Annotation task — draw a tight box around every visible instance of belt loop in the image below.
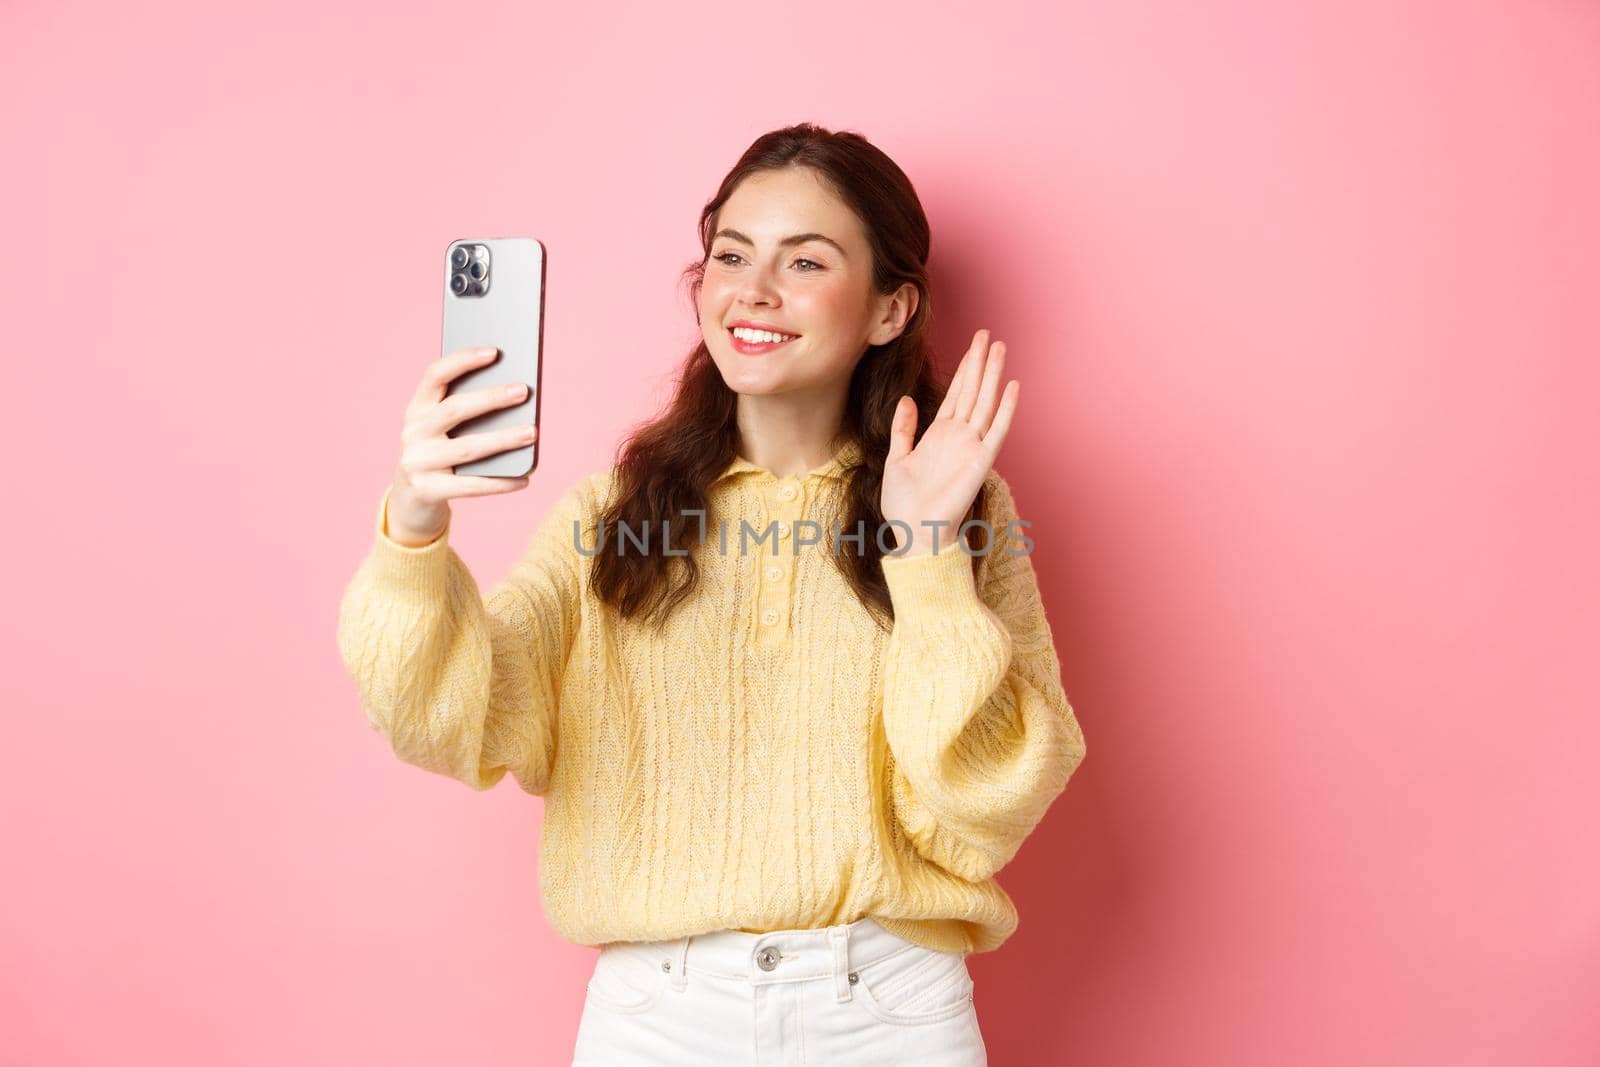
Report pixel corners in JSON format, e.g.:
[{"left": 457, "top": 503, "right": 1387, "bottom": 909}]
[
  {"left": 670, "top": 935, "right": 690, "bottom": 992},
  {"left": 827, "top": 924, "right": 853, "bottom": 1003}
]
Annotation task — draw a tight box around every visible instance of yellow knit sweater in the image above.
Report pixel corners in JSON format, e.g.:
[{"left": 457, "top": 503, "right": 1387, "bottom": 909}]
[{"left": 335, "top": 440, "right": 1085, "bottom": 954}]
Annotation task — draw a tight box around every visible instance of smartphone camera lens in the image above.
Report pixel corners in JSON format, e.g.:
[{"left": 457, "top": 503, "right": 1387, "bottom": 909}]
[{"left": 448, "top": 244, "right": 491, "bottom": 297}]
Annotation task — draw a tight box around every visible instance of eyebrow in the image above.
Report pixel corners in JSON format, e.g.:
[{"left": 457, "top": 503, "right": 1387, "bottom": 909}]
[{"left": 713, "top": 227, "right": 848, "bottom": 260}]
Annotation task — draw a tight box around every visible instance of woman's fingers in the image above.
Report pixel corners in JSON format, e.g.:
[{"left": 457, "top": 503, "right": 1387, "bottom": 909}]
[
  {"left": 413, "top": 345, "right": 499, "bottom": 407},
  {"left": 407, "top": 421, "right": 537, "bottom": 472},
  {"left": 403, "top": 471, "right": 531, "bottom": 502},
  {"left": 887, "top": 395, "right": 917, "bottom": 464},
  {"left": 969, "top": 341, "right": 1006, "bottom": 437},
  {"left": 415, "top": 378, "right": 529, "bottom": 440},
  {"left": 981, "top": 379, "right": 1020, "bottom": 456},
  {"left": 953, "top": 331, "right": 999, "bottom": 425},
  {"left": 429, "top": 473, "right": 531, "bottom": 497},
  {"left": 393, "top": 344, "right": 535, "bottom": 516},
  {"left": 937, "top": 329, "right": 990, "bottom": 422}
]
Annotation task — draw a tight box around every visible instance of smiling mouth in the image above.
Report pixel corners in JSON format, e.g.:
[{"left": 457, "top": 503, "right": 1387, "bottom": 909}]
[{"left": 728, "top": 327, "right": 800, "bottom": 354}]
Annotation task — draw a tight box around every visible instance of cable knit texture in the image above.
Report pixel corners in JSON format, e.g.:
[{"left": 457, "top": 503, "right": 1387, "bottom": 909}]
[{"left": 335, "top": 441, "right": 1085, "bottom": 954}]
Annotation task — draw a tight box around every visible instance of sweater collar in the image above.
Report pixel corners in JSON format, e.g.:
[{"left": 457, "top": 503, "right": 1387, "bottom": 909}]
[{"left": 712, "top": 439, "right": 864, "bottom": 485}]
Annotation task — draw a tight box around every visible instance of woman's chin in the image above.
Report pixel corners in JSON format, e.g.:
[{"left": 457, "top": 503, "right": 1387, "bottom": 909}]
[
  {"left": 713, "top": 354, "right": 782, "bottom": 388},
  {"left": 726, "top": 376, "right": 787, "bottom": 396}
]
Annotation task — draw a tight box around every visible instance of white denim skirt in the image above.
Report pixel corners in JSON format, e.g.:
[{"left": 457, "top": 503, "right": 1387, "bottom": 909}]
[{"left": 569, "top": 915, "right": 987, "bottom": 1065}]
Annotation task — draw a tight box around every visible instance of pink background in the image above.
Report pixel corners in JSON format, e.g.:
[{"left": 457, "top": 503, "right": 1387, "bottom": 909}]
[{"left": 4, "top": 0, "right": 1597, "bottom": 1063}]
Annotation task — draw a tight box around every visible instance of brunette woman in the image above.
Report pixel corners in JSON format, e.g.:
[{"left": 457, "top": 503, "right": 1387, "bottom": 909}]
[{"left": 337, "top": 122, "right": 1086, "bottom": 1065}]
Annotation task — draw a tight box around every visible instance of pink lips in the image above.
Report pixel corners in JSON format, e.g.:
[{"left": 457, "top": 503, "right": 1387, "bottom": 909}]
[{"left": 728, "top": 327, "right": 798, "bottom": 355}]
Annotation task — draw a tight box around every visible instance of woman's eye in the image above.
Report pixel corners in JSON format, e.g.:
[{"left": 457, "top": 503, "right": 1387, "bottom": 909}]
[{"left": 710, "top": 252, "right": 822, "bottom": 272}]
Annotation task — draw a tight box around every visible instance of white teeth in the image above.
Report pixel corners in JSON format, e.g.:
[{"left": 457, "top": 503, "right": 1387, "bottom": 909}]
[{"left": 732, "top": 326, "right": 795, "bottom": 344}]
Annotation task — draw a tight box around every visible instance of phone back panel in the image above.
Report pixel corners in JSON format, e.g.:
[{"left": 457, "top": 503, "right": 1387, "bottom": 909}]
[{"left": 441, "top": 236, "right": 545, "bottom": 477}]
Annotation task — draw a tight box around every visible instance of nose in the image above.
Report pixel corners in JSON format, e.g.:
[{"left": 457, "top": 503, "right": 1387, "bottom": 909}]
[{"left": 737, "top": 261, "right": 781, "bottom": 308}]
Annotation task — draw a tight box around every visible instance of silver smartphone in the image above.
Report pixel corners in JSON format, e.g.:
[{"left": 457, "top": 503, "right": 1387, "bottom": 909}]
[{"left": 441, "top": 236, "right": 546, "bottom": 477}]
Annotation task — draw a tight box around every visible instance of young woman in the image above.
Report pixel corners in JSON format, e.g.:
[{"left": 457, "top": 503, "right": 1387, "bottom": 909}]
[{"left": 337, "top": 123, "right": 1086, "bottom": 1065}]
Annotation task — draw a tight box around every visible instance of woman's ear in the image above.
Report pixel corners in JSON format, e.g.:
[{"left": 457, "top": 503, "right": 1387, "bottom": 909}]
[{"left": 866, "top": 283, "right": 919, "bottom": 346}]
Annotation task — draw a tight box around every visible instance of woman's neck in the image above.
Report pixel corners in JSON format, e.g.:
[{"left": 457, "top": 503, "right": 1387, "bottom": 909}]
[{"left": 734, "top": 391, "right": 849, "bottom": 479}]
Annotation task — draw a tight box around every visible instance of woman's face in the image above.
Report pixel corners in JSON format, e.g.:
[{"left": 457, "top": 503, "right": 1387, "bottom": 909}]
[{"left": 698, "top": 166, "right": 912, "bottom": 398}]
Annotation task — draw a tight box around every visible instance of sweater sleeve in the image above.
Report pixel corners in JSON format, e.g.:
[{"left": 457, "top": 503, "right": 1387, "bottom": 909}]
[
  {"left": 335, "top": 474, "right": 600, "bottom": 794},
  {"left": 878, "top": 472, "right": 1086, "bottom": 882}
]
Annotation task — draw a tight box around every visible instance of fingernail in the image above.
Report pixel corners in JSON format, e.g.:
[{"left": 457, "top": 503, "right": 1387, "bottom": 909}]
[{"left": 475, "top": 346, "right": 497, "bottom": 356}]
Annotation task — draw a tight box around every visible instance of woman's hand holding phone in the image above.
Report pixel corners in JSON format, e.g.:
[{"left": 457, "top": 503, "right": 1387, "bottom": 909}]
[{"left": 385, "top": 345, "right": 539, "bottom": 547}]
